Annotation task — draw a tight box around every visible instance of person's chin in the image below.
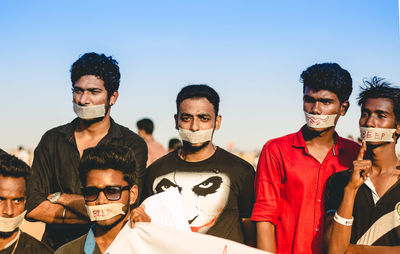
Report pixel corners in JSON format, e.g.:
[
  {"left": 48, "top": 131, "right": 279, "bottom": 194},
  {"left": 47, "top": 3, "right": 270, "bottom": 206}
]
[
  {"left": 95, "top": 215, "right": 125, "bottom": 229},
  {"left": 306, "top": 125, "right": 334, "bottom": 133},
  {"left": 183, "top": 141, "right": 210, "bottom": 152},
  {"left": 80, "top": 116, "right": 105, "bottom": 124},
  {"left": 365, "top": 141, "right": 390, "bottom": 148},
  {"left": 0, "top": 228, "right": 18, "bottom": 239}
]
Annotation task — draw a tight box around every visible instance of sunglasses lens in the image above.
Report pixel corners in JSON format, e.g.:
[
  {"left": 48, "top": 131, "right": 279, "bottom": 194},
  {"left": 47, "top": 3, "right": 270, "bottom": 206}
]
[
  {"left": 104, "top": 186, "right": 122, "bottom": 201},
  {"left": 83, "top": 187, "right": 99, "bottom": 202}
]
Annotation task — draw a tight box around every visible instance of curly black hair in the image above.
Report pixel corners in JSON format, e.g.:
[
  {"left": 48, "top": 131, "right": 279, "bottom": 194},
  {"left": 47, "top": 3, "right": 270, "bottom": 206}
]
[
  {"left": 0, "top": 153, "right": 32, "bottom": 181},
  {"left": 358, "top": 76, "right": 400, "bottom": 122},
  {"left": 79, "top": 144, "right": 137, "bottom": 187},
  {"left": 70, "top": 52, "right": 120, "bottom": 99},
  {"left": 300, "top": 63, "right": 352, "bottom": 103}
]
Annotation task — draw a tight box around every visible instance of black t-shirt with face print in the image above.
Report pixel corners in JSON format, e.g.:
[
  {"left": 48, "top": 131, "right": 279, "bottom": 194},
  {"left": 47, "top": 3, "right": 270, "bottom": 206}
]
[{"left": 143, "top": 147, "right": 255, "bottom": 243}]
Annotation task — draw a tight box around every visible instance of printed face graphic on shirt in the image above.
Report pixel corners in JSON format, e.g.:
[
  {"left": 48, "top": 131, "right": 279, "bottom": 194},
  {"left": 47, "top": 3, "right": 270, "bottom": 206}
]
[{"left": 153, "top": 171, "right": 230, "bottom": 233}]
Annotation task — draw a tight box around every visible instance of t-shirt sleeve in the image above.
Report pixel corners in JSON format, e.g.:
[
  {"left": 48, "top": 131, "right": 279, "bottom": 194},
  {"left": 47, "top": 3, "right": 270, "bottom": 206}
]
[
  {"left": 251, "top": 142, "right": 282, "bottom": 226},
  {"left": 26, "top": 133, "right": 53, "bottom": 215},
  {"left": 324, "top": 171, "right": 349, "bottom": 216},
  {"left": 237, "top": 163, "right": 255, "bottom": 218},
  {"left": 128, "top": 136, "right": 148, "bottom": 200}
]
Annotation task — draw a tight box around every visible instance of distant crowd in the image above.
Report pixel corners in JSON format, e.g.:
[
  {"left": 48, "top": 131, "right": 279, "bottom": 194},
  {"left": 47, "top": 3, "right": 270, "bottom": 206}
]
[{"left": 1, "top": 52, "right": 400, "bottom": 254}]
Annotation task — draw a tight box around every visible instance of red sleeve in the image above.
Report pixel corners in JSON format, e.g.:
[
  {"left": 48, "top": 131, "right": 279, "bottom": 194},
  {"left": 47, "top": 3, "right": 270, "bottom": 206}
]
[{"left": 251, "top": 142, "right": 282, "bottom": 226}]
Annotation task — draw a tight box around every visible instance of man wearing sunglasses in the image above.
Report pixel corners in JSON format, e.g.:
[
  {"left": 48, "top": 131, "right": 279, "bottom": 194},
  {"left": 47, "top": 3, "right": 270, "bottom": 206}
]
[
  {"left": 56, "top": 144, "right": 149, "bottom": 253},
  {"left": 26, "top": 52, "right": 148, "bottom": 250}
]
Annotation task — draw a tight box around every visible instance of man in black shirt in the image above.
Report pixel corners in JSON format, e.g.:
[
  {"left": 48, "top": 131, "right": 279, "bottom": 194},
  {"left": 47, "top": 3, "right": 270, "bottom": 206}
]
[
  {"left": 0, "top": 153, "right": 52, "bottom": 254},
  {"left": 325, "top": 77, "right": 400, "bottom": 253},
  {"left": 143, "top": 85, "right": 255, "bottom": 246},
  {"left": 26, "top": 52, "right": 147, "bottom": 249}
]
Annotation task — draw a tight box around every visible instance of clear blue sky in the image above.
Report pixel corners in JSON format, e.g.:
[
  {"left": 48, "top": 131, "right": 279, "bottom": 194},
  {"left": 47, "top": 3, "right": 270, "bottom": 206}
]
[{"left": 1, "top": 0, "right": 399, "bottom": 152}]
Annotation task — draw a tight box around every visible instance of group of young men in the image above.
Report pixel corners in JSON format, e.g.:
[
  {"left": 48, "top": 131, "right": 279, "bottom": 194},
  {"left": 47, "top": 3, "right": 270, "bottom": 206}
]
[{"left": 0, "top": 52, "right": 399, "bottom": 253}]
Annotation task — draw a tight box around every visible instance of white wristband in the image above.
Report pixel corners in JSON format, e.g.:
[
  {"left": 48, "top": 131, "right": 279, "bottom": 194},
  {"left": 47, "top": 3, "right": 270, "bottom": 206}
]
[{"left": 334, "top": 211, "right": 353, "bottom": 226}]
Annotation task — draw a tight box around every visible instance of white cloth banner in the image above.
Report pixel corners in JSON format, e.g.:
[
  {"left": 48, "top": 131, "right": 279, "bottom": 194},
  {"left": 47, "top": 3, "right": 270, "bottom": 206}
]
[
  {"left": 142, "top": 187, "right": 191, "bottom": 232},
  {"left": 105, "top": 222, "right": 271, "bottom": 254}
]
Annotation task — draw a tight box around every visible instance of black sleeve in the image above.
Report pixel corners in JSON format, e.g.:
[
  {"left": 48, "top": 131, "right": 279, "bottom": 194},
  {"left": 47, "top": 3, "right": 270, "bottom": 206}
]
[
  {"left": 324, "top": 170, "right": 350, "bottom": 216},
  {"left": 127, "top": 135, "right": 148, "bottom": 201},
  {"left": 238, "top": 163, "right": 256, "bottom": 218},
  {"left": 26, "top": 133, "right": 53, "bottom": 215}
]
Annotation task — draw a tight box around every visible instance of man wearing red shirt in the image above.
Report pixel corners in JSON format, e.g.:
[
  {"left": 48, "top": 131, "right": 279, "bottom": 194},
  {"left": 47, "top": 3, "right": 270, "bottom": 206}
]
[{"left": 251, "top": 63, "right": 360, "bottom": 254}]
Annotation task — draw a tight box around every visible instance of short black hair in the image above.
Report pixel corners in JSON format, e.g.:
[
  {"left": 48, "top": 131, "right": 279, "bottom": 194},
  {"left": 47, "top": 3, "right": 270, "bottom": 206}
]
[
  {"left": 0, "top": 153, "right": 32, "bottom": 182},
  {"left": 176, "top": 84, "right": 220, "bottom": 115},
  {"left": 136, "top": 118, "right": 154, "bottom": 134},
  {"left": 358, "top": 76, "right": 400, "bottom": 122},
  {"left": 79, "top": 144, "right": 137, "bottom": 187},
  {"left": 300, "top": 63, "right": 352, "bottom": 103},
  {"left": 70, "top": 52, "right": 120, "bottom": 99}
]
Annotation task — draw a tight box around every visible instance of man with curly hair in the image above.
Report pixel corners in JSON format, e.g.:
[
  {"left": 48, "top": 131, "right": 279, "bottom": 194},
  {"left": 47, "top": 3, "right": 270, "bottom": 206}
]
[
  {"left": 251, "top": 63, "right": 360, "bottom": 253},
  {"left": 26, "top": 52, "right": 148, "bottom": 249}
]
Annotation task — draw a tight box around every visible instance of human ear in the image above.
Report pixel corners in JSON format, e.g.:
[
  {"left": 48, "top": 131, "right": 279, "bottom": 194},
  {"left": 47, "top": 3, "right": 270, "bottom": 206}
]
[
  {"left": 340, "top": 101, "right": 350, "bottom": 116},
  {"left": 129, "top": 185, "right": 138, "bottom": 205}
]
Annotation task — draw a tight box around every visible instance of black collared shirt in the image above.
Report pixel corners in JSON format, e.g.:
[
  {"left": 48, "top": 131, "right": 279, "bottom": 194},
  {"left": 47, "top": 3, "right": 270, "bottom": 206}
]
[{"left": 26, "top": 118, "right": 147, "bottom": 250}]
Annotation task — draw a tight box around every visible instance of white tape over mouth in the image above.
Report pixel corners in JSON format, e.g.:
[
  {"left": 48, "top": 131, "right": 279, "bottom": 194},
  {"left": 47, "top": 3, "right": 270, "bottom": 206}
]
[
  {"left": 85, "top": 203, "right": 126, "bottom": 221},
  {"left": 178, "top": 128, "right": 213, "bottom": 144},
  {"left": 73, "top": 103, "right": 106, "bottom": 119},
  {"left": 0, "top": 210, "right": 26, "bottom": 232},
  {"left": 360, "top": 127, "right": 396, "bottom": 142},
  {"left": 304, "top": 112, "right": 337, "bottom": 128}
]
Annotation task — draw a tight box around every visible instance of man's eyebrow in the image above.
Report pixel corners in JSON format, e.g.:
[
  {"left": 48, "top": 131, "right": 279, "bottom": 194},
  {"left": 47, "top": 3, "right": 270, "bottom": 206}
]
[
  {"left": 374, "top": 109, "right": 391, "bottom": 114},
  {"left": 180, "top": 113, "right": 193, "bottom": 117}
]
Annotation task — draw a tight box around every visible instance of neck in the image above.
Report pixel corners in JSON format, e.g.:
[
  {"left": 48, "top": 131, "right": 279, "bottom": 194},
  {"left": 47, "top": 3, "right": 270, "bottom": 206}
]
[
  {"left": 367, "top": 142, "right": 398, "bottom": 173},
  {"left": 0, "top": 230, "right": 19, "bottom": 250},
  {"left": 141, "top": 134, "right": 154, "bottom": 143},
  {"left": 179, "top": 142, "right": 216, "bottom": 162},
  {"left": 302, "top": 126, "right": 336, "bottom": 146},
  {"left": 76, "top": 114, "right": 111, "bottom": 136},
  {"left": 94, "top": 216, "right": 127, "bottom": 252}
]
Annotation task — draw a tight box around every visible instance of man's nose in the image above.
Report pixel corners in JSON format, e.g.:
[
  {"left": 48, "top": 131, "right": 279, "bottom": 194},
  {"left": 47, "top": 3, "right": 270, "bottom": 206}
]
[
  {"left": 2, "top": 201, "right": 14, "bottom": 218},
  {"left": 95, "top": 191, "right": 109, "bottom": 205},
  {"left": 310, "top": 102, "right": 322, "bottom": 115},
  {"left": 78, "top": 91, "right": 90, "bottom": 105},
  {"left": 190, "top": 119, "right": 200, "bottom": 132},
  {"left": 365, "top": 116, "right": 376, "bottom": 128}
]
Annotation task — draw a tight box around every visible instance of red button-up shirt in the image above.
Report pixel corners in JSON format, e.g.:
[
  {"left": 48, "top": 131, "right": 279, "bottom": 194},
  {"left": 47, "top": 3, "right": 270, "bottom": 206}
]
[{"left": 251, "top": 127, "right": 360, "bottom": 254}]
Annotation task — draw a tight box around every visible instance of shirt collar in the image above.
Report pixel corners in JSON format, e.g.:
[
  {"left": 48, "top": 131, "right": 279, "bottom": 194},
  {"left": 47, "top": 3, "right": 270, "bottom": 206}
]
[
  {"left": 293, "top": 125, "right": 343, "bottom": 156},
  {"left": 84, "top": 224, "right": 96, "bottom": 254},
  {"left": 58, "top": 117, "right": 122, "bottom": 144}
]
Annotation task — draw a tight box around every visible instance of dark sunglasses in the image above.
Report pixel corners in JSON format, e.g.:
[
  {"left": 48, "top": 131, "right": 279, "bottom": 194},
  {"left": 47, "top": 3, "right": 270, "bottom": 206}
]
[{"left": 81, "top": 185, "right": 130, "bottom": 202}]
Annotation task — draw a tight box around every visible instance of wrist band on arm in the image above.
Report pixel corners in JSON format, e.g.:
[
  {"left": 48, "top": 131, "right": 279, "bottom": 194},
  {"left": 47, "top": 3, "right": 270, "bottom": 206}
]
[
  {"left": 62, "top": 208, "right": 66, "bottom": 223},
  {"left": 334, "top": 211, "right": 353, "bottom": 226}
]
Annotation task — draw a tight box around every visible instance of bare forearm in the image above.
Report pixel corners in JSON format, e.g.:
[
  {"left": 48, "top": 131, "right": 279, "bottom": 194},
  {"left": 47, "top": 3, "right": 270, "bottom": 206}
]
[
  {"left": 346, "top": 244, "right": 400, "bottom": 254},
  {"left": 27, "top": 201, "right": 89, "bottom": 224},
  {"left": 57, "top": 193, "right": 88, "bottom": 218},
  {"left": 256, "top": 221, "right": 276, "bottom": 252},
  {"left": 241, "top": 218, "right": 256, "bottom": 247},
  {"left": 327, "top": 186, "right": 358, "bottom": 254}
]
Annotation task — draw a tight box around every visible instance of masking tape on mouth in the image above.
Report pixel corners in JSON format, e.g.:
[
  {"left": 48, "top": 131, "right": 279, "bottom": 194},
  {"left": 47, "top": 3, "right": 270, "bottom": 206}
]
[
  {"left": 85, "top": 203, "right": 125, "bottom": 221},
  {"left": 73, "top": 103, "right": 106, "bottom": 119},
  {"left": 304, "top": 112, "right": 337, "bottom": 128},
  {"left": 178, "top": 128, "right": 213, "bottom": 144},
  {"left": 360, "top": 127, "right": 396, "bottom": 142},
  {"left": 0, "top": 210, "right": 26, "bottom": 232}
]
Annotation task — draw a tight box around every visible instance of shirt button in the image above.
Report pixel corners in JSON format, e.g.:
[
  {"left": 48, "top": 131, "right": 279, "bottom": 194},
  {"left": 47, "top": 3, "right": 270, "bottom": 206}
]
[
  {"left": 317, "top": 199, "right": 321, "bottom": 202},
  {"left": 315, "top": 228, "right": 319, "bottom": 231}
]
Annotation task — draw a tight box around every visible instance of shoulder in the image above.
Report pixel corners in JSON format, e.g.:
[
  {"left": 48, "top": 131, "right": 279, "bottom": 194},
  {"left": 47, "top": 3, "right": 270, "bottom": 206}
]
[
  {"left": 55, "top": 233, "right": 87, "bottom": 254},
  {"left": 261, "top": 132, "right": 297, "bottom": 152},
  {"left": 19, "top": 232, "right": 53, "bottom": 253},
  {"left": 114, "top": 123, "right": 147, "bottom": 147},
  {"left": 147, "top": 152, "right": 176, "bottom": 172},
  {"left": 337, "top": 136, "right": 361, "bottom": 151},
  {"left": 216, "top": 148, "right": 254, "bottom": 171}
]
